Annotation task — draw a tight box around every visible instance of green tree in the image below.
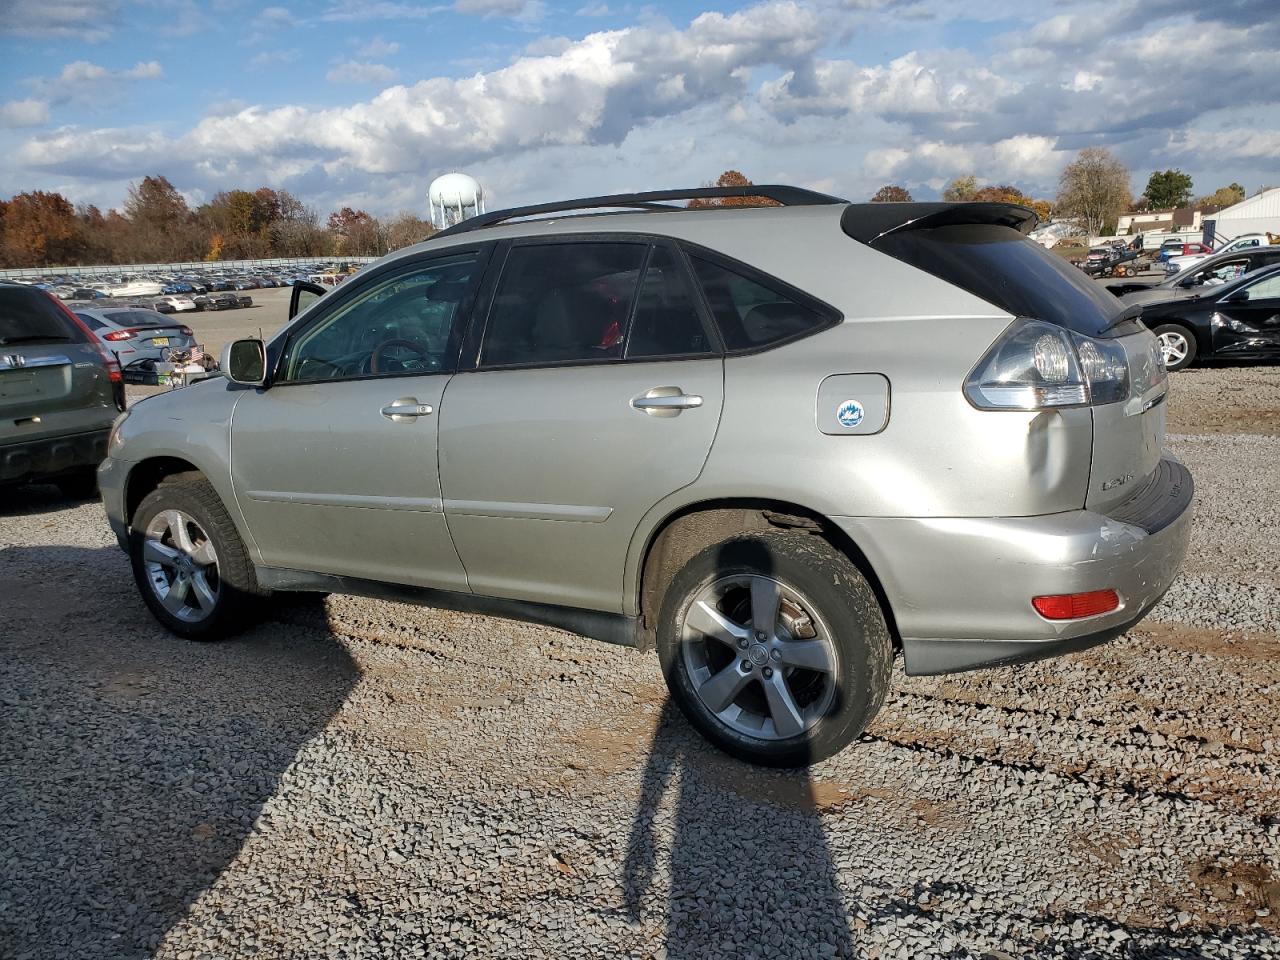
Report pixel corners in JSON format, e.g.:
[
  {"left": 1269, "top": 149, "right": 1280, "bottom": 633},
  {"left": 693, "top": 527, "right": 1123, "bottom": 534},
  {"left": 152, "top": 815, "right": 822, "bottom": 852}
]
[
  {"left": 1142, "top": 169, "right": 1193, "bottom": 209},
  {"left": 1055, "top": 148, "right": 1132, "bottom": 237},
  {"left": 870, "top": 185, "right": 912, "bottom": 202}
]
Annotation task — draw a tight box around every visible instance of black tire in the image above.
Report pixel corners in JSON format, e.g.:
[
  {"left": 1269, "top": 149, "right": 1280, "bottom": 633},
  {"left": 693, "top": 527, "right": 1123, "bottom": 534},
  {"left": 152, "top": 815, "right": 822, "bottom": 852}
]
[
  {"left": 656, "top": 531, "right": 892, "bottom": 767},
  {"left": 1152, "top": 323, "right": 1198, "bottom": 371},
  {"left": 129, "top": 473, "right": 267, "bottom": 640},
  {"left": 54, "top": 466, "right": 99, "bottom": 500}
]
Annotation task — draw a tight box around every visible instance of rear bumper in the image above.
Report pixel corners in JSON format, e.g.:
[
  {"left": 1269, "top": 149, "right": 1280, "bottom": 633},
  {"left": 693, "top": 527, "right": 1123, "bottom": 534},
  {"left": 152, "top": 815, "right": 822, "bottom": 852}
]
[
  {"left": 0, "top": 428, "right": 110, "bottom": 484},
  {"left": 833, "top": 456, "right": 1193, "bottom": 675}
]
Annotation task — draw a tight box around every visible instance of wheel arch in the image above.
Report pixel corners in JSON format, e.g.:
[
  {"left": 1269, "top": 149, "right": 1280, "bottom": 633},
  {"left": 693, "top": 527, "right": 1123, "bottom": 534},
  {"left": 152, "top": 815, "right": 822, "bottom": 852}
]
[
  {"left": 124, "top": 456, "right": 203, "bottom": 525},
  {"left": 630, "top": 497, "right": 901, "bottom": 653}
]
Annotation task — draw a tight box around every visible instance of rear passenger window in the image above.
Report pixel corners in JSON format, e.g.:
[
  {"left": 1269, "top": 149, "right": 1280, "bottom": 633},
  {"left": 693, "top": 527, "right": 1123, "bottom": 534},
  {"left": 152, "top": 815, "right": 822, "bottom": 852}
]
[
  {"left": 687, "top": 254, "right": 833, "bottom": 351},
  {"left": 626, "top": 246, "right": 714, "bottom": 359},
  {"left": 482, "top": 242, "right": 645, "bottom": 367}
]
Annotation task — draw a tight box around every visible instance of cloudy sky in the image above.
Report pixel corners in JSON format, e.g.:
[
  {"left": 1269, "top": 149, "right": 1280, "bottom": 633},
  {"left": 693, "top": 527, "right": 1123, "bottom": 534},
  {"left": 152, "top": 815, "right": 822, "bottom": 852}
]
[{"left": 0, "top": 0, "right": 1275, "bottom": 217}]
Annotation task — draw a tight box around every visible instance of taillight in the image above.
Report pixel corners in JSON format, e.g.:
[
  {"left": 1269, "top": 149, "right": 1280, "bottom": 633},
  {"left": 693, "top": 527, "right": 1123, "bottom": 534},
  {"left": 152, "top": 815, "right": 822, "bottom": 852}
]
[
  {"left": 103, "top": 329, "right": 136, "bottom": 341},
  {"left": 51, "top": 296, "right": 122, "bottom": 385},
  {"left": 179, "top": 325, "right": 193, "bottom": 336},
  {"left": 1032, "top": 590, "right": 1120, "bottom": 620},
  {"left": 964, "top": 319, "right": 1131, "bottom": 410}
]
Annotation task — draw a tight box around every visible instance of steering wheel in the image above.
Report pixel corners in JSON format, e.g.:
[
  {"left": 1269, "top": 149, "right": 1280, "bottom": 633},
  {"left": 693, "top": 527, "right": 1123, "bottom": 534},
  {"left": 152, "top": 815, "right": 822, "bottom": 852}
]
[{"left": 370, "top": 338, "right": 432, "bottom": 374}]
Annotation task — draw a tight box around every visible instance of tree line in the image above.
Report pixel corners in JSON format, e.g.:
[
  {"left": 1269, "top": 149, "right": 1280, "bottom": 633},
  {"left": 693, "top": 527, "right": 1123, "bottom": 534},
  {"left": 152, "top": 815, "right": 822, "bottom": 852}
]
[{"left": 0, "top": 175, "right": 436, "bottom": 268}]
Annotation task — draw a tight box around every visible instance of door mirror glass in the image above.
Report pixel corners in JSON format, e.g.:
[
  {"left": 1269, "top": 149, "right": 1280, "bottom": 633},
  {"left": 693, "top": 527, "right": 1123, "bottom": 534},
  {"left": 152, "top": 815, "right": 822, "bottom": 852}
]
[
  {"left": 289, "top": 281, "right": 327, "bottom": 321},
  {"left": 223, "top": 338, "right": 266, "bottom": 385}
]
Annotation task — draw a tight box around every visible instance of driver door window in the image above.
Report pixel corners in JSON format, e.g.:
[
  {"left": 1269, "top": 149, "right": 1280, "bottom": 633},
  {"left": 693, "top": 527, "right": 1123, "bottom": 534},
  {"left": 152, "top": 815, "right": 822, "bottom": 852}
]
[
  {"left": 1240, "top": 274, "right": 1280, "bottom": 302},
  {"left": 283, "top": 252, "right": 479, "bottom": 382}
]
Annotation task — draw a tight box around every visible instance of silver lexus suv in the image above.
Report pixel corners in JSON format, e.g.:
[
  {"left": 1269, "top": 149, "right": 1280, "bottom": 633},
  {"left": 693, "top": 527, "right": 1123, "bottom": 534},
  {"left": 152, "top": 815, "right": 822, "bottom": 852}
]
[{"left": 99, "top": 187, "right": 1192, "bottom": 766}]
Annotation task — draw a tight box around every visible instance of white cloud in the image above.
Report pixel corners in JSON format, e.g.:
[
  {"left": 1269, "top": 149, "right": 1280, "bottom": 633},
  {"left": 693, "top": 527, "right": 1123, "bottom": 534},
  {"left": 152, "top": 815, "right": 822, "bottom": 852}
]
[
  {"left": 0, "top": 0, "right": 118, "bottom": 40},
  {"left": 357, "top": 37, "right": 400, "bottom": 57},
  {"left": 0, "top": 99, "right": 51, "bottom": 128},
  {"left": 250, "top": 49, "right": 302, "bottom": 69},
  {"left": 454, "top": 0, "right": 544, "bottom": 19},
  {"left": 29, "top": 60, "right": 165, "bottom": 108},
  {"left": 8, "top": 0, "right": 1280, "bottom": 213},
  {"left": 576, "top": 1, "right": 610, "bottom": 14},
  {"left": 326, "top": 60, "right": 399, "bottom": 84},
  {"left": 259, "top": 5, "right": 293, "bottom": 23}
]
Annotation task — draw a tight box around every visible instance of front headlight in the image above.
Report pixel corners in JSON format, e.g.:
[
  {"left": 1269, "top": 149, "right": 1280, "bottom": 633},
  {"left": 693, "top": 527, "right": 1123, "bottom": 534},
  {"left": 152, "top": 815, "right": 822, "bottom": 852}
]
[{"left": 108, "top": 410, "right": 130, "bottom": 453}]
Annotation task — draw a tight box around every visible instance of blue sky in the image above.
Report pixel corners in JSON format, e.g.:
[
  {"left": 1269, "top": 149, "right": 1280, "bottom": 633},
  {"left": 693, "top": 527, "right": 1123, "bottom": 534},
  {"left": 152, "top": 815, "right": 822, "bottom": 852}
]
[{"left": 1, "top": 0, "right": 1276, "bottom": 218}]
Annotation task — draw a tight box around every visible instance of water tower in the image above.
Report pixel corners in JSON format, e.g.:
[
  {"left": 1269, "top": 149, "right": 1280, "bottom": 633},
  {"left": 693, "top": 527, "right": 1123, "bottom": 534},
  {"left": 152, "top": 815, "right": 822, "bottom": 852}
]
[{"left": 428, "top": 173, "right": 485, "bottom": 229}]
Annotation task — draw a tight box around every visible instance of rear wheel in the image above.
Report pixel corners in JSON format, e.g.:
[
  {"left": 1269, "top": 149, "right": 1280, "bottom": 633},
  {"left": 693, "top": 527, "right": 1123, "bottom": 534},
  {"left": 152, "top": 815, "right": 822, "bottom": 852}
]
[
  {"left": 657, "top": 532, "right": 892, "bottom": 767},
  {"left": 1153, "top": 323, "right": 1197, "bottom": 371},
  {"left": 129, "top": 475, "right": 266, "bottom": 640}
]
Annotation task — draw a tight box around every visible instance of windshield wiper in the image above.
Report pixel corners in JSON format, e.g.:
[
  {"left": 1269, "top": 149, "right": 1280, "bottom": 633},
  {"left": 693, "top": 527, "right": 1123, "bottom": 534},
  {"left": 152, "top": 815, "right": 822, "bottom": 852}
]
[{"left": 0, "top": 334, "right": 73, "bottom": 345}]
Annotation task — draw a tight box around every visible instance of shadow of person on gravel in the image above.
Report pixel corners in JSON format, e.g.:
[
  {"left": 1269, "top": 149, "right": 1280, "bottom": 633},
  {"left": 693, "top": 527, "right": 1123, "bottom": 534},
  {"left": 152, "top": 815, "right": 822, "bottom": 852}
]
[
  {"left": 0, "top": 544, "right": 358, "bottom": 960},
  {"left": 621, "top": 701, "right": 859, "bottom": 959},
  {"left": 622, "top": 537, "right": 859, "bottom": 959}
]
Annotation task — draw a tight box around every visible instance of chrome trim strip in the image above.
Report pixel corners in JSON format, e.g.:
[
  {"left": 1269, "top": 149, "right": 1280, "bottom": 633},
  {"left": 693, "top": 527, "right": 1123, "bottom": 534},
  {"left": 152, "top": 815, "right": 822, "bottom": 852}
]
[
  {"left": 245, "top": 490, "right": 442, "bottom": 512},
  {"left": 0, "top": 353, "right": 71, "bottom": 371},
  {"left": 443, "top": 499, "right": 612, "bottom": 523}
]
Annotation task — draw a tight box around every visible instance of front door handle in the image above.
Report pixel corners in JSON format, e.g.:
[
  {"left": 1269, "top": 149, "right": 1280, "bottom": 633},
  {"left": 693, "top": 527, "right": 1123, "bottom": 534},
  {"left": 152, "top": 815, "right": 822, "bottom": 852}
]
[
  {"left": 381, "top": 397, "right": 433, "bottom": 422},
  {"left": 632, "top": 386, "right": 703, "bottom": 417}
]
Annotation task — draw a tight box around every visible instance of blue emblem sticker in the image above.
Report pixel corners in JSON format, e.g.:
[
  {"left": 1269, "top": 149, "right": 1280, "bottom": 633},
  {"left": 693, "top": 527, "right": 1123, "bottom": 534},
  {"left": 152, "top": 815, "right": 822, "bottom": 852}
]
[{"left": 836, "top": 399, "right": 864, "bottom": 428}]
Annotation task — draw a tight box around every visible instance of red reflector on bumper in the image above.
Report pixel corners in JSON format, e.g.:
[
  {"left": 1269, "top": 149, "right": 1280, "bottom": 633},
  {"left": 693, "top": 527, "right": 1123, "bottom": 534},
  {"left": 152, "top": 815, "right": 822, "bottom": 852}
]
[{"left": 1032, "top": 590, "right": 1120, "bottom": 620}]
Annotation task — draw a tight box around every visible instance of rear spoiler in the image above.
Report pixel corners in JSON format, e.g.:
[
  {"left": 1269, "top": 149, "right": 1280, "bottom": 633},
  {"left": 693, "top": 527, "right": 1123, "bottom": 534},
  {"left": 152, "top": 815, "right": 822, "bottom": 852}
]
[{"left": 840, "top": 202, "right": 1039, "bottom": 246}]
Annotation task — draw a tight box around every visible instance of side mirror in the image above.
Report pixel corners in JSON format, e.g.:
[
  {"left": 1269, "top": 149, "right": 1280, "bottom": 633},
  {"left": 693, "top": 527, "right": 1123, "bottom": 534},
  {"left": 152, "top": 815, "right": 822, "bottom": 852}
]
[
  {"left": 1222, "top": 290, "right": 1250, "bottom": 304},
  {"left": 222, "top": 338, "right": 266, "bottom": 385}
]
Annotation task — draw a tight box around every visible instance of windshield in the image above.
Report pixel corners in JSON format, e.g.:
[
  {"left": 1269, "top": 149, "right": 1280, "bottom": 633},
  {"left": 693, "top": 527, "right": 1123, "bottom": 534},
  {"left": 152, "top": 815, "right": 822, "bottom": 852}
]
[
  {"left": 873, "top": 223, "right": 1126, "bottom": 336},
  {"left": 0, "top": 287, "right": 84, "bottom": 346}
]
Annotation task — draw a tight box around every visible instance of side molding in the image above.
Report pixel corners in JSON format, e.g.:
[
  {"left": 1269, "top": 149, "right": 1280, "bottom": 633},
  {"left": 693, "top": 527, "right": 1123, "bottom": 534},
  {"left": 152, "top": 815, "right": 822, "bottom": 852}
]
[{"left": 256, "top": 566, "right": 640, "bottom": 648}]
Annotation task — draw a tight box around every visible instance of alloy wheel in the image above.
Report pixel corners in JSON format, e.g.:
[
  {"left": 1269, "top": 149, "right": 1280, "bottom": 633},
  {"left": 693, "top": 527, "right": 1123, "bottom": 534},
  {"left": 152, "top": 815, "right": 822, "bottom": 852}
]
[
  {"left": 1158, "top": 330, "right": 1189, "bottom": 367},
  {"left": 679, "top": 574, "right": 838, "bottom": 740},
  {"left": 142, "top": 508, "right": 220, "bottom": 623}
]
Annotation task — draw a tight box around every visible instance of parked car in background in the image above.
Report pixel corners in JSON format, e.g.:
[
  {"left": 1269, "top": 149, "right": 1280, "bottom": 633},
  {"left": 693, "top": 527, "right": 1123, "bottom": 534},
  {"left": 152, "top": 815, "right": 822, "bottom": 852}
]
[
  {"left": 1109, "top": 246, "right": 1280, "bottom": 305},
  {"left": 100, "top": 188, "right": 1192, "bottom": 767},
  {"left": 1141, "top": 263, "right": 1280, "bottom": 370},
  {"left": 72, "top": 306, "right": 195, "bottom": 366},
  {"left": 154, "top": 295, "right": 198, "bottom": 313},
  {"left": 1166, "top": 233, "right": 1268, "bottom": 275},
  {"left": 193, "top": 292, "right": 252, "bottom": 310},
  {"left": 1, "top": 283, "right": 124, "bottom": 497}
]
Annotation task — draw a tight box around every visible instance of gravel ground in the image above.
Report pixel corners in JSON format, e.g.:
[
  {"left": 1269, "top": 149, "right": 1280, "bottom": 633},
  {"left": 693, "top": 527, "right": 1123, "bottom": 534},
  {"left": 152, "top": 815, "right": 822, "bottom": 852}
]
[{"left": 2, "top": 366, "right": 1278, "bottom": 960}]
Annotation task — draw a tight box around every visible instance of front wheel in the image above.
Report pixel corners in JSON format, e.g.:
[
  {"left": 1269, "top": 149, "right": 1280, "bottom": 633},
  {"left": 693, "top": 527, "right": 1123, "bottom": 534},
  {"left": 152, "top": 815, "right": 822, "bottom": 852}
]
[
  {"left": 657, "top": 532, "right": 892, "bottom": 767},
  {"left": 1152, "top": 323, "right": 1197, "bottom": 371},
  {"left": 129, "top": 474, "right": 266, "bottom": 640}
]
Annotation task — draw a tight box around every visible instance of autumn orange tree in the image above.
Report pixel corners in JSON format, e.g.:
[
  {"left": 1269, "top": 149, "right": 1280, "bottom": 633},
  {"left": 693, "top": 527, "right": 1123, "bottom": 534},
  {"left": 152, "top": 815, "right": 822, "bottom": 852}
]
[
  {"left": 0, "top": 191, "right": 86, "bottom": 266},
  {"left": 687, "top": 170, "right": 782, "bottom": 208}
]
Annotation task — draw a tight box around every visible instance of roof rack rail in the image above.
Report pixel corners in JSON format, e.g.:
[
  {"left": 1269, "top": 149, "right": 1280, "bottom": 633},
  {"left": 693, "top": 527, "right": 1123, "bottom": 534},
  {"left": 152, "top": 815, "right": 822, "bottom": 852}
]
[{"left": 428, "top": 184, "right": 847, "bottom": 239}]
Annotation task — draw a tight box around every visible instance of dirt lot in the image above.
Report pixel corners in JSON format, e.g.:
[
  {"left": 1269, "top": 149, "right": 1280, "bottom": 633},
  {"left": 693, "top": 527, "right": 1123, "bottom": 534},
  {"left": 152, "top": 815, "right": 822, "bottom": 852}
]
[{"left": 2, "top": 362, "right": 1278, "bottom": 958}]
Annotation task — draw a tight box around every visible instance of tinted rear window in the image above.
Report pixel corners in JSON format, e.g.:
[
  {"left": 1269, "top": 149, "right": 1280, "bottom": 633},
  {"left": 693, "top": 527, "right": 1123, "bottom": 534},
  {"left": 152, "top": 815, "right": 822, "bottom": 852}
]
[
  {"left": 106, "top": 310, "right": 174, "bottom": 328},
  {"left": 873, "top": 224, "right": 1125, "bottom": 336},
  {"left": 0, "top": 287, "right": 84, "bottom": 346},
  {"left": 687, "top": 254, "right": 836, "bottom": 351}
]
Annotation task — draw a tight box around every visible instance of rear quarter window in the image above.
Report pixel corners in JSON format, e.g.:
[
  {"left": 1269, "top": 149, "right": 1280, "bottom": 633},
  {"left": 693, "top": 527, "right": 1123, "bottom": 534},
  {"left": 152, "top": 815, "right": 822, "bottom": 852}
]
[
  {"left": 685, "top": 252, "right": 838, "bottom": 352},
  {"left": 872, "top": 224, "right": 1126, "bottom": 337},
  {"left": 0, "top": 287, "right": 85, "bottom": 346}
]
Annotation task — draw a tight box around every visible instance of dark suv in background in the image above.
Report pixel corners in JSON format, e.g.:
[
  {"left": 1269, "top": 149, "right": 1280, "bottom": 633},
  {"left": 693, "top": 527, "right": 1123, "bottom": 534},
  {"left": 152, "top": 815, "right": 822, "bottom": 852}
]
[{"left": 1, "top": 283, "right": 125, "bottom": 498}]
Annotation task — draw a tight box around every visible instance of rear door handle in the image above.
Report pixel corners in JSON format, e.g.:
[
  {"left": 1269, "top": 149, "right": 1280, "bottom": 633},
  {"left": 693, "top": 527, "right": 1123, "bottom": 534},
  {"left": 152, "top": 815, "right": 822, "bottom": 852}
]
[
  {"left": 632, "top": 386, "right": 703, "bottom": 417},
  {"left": 381, "top": 397, "right": 434, "bottom": 422}
]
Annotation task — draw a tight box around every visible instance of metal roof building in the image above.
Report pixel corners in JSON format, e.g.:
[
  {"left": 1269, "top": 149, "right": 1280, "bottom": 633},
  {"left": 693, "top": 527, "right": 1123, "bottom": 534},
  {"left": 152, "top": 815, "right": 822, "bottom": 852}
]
[{"left": 1211, "top": 187, "right": 1280, "bottom": 241}]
